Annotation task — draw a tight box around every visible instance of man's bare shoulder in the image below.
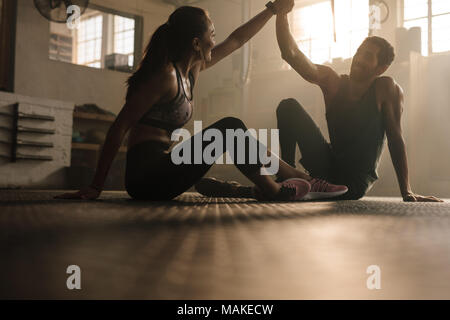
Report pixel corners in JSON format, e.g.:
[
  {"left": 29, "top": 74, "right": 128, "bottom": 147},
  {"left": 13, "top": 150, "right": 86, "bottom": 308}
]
[
  {"left": 375, "top": 76, "right": 403, "bottom": 96},
  {"left": 316, "top": 65, "right": 342, "bottom": 102},
  {"left": 317, "top": 64, "right": 341, "bottom": 81},
  {"left": 375, "top": 76, "right": 404, "bottom": 107}
]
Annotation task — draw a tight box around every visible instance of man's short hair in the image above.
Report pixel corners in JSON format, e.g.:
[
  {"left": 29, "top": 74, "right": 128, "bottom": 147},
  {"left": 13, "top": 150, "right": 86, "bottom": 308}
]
[{"left": 361, "top": 36, "right": 395, "bottom": 66}]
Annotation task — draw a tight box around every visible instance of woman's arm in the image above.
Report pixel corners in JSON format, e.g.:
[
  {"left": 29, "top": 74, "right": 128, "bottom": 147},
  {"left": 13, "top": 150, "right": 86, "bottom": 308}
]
[
  {"left": 55, "top": 72, "right": 174, "bottom": 200},
  {"left": 88, "top": 107, "right": 135, "bottom": 192},
  {"left": 201, "top": 0, "right": 294, "bottom": 71}
]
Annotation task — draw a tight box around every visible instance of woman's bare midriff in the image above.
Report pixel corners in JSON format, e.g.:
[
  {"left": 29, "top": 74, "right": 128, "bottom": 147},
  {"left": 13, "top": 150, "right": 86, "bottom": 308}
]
[{"left": 127, "top": 124, "right": 174, "bottom": 150}]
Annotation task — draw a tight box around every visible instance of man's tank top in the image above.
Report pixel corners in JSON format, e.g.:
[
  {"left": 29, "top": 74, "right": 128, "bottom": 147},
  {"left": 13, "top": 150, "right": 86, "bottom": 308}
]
[{"left": 326, "top": 75, "right": 386, "bottom": 184}]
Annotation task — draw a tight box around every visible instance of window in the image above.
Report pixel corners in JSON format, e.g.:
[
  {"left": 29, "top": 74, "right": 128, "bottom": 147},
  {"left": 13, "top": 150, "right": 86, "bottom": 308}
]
[
  {"left": 291, "top": 0, "right": 369, "bottom": 64},
  {"left": 77, "top": 14, "right": 103, "bottom": 68},
  {"left": 114, "top": 16, "right": 135, "bottom": 68},
  {"left": 403, "top": 0, "right": 450, "bottom": 55},
  {"left": 49, "top": 5, "right": 142, "bottom": 72}
]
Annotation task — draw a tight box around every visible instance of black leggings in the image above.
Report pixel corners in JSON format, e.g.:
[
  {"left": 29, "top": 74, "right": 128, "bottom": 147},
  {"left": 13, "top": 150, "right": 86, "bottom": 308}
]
[
  {"left": 125, "top": 117, "right": 265, "bottom": 200},
  {"left": 276, "top": 98, "right": 370, "bottom": 200}
]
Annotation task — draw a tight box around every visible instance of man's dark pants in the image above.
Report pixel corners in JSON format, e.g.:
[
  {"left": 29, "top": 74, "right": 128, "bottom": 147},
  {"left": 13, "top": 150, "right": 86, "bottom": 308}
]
[{"left": 276, "top": 98, "right": 370, "bottom": 200}]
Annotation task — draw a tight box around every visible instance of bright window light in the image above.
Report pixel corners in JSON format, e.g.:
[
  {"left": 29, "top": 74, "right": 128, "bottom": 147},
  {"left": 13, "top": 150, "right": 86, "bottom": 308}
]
[
  {"left": 114, "top": 16, "right": 135, "bottom": 67},
  {"left": 432, "top": 14, "right": 450, "bottom": 53},
  {"left": 403, "top": 0, "right": 450, "bottom": 55},
  {"left": 292, "top": 0, "right": 369, "bottom": 64},
  {"left": 77, "top": 14, "right": 103, "bottom": 67},
  {"left": 49, "top": 7, "right": 138, "bottom": 71}
]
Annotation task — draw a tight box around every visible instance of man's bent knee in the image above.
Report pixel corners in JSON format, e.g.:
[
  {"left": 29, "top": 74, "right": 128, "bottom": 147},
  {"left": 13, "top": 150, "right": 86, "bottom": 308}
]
[{"left": 276, "top": 98, "right": 303, "bottom": 118}]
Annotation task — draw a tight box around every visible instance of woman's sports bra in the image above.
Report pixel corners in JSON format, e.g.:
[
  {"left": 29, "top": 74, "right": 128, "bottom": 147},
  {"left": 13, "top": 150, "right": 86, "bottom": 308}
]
[{"left": 138, "top": 62, "right": 194, "bottom": 132}]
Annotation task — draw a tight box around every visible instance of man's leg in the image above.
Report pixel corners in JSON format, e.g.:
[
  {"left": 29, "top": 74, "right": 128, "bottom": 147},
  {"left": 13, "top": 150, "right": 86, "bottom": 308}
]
[
  {"left": 329, "top": 170, "right": 373, "bottom": 200},
  {"left": 276, "top": 98, "right": 332, "bottom": 180}
]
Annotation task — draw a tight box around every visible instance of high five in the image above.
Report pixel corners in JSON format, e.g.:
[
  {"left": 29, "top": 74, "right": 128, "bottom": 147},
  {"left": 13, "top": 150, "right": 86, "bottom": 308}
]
[{"left": 56, "top": 0, "right": 348, "bottom": 202}]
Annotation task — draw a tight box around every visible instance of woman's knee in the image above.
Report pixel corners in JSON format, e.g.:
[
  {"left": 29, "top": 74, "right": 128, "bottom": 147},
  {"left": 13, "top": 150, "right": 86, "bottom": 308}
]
[
  {"left": 276, "top": 98, "right": 303, "bottom": 118},
  {"left": 215, "top": 116, "right": 246, "bottom": 131}
]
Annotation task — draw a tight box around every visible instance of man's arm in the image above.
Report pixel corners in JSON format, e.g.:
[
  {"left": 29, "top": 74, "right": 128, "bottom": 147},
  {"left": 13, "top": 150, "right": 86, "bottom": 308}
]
[
  {"left": 380, "top": 77, "right": 443, "bottom": 202},
  {"left": 276, "top": 13, "right": 339, "bottom": 94}
]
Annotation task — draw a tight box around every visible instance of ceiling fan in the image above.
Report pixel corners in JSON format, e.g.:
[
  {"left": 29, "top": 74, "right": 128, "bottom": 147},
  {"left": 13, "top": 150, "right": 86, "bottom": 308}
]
[{"left": 33, "top": 0, "right": 89, "bottom": 23}]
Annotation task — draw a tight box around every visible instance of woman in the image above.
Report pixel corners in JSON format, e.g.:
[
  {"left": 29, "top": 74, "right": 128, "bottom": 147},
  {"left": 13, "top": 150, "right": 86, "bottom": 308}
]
[{"left": 56, "top": 1, "right": 348, "bottom": 201}]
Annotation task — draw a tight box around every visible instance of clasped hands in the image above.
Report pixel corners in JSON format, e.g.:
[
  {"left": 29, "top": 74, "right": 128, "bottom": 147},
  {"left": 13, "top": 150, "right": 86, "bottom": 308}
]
[{"left": 271, "top": 0, "right": 295, "bottom": 15}]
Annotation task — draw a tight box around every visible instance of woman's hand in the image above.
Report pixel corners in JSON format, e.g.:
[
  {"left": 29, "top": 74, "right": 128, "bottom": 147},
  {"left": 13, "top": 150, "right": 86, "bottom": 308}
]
[
  {"left": 54, "top": 186, "right": 102, "bottom": 200},
  {"left": 273, "top": 0, "right": 295, "bottom": 15}
]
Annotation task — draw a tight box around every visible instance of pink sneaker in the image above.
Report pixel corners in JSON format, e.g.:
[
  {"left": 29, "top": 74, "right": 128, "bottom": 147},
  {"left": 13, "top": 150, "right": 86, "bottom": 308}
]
[
  {"left": 278, "top": 178, "right": 311, "bottom": 201},
  {"left": 302, "top": 178, "right": 348, "bottom": 200},
  {"left": 253, "top": 178, "right": 311, "bottom": 201}
]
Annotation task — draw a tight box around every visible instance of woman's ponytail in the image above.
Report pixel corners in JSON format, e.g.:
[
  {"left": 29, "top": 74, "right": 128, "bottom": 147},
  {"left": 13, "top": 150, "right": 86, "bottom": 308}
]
[
  {"left": 126, "top": 6, "right": 209, "bottom": 100},
  {"left": 126, "top": 22, "right": 170, "bottom": 99},
  {"left": 143, "top": 23, "right": 171, "bottom": 70}
]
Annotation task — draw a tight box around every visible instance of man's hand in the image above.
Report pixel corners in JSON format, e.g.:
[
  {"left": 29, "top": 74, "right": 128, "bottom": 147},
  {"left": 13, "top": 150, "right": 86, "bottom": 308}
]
[
  {"left": 403, "top": 192, "right": 444, "bottom": 202},
  {"left": 273, "top": 0, "right": 295, "bottom": 15},
  {"left": 54, "top": 186, "right": 101, "bottom": 200}
]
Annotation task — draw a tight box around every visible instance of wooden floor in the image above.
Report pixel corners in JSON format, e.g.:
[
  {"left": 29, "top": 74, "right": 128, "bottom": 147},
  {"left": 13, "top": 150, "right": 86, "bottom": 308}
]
[{"left": 1, "top": 190, "right": 450, "bottom": 299}]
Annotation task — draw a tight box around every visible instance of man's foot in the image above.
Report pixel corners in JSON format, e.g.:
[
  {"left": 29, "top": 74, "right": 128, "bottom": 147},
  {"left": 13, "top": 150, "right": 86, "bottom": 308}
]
[
  {"left": 302, "top": 178, "right": 348, "bottom": 200},
  {"left": 195, "top": 177, "right": 254, "bottom": 198}
]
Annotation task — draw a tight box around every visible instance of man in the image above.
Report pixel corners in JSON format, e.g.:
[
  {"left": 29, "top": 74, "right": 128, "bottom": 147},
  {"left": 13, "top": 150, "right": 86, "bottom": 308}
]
[{"left": 196, "top": 8, "right": 442, "bottom": 202}]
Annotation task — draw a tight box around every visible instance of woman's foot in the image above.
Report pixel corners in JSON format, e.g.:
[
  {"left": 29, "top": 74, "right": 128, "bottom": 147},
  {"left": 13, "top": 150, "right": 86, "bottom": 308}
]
[
  {"left": 301, "top": 178, "right": 348, "bottom": 200},
  {"left": 196, "top": 176, "right": 348, "bottom": 201},
  {"left": 262, "top": 177, "right": 348, "bottom": 201},
  {"left": 255, "top": 178, "right": 311, "bottom": 201}
]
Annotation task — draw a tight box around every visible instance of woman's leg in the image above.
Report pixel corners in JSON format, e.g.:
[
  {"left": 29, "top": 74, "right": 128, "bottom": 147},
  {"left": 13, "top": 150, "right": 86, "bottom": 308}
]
[
  {"left": 196, "top": 117, "right": 328, "bottom": 196},
  {"left": 127, "top": 115, "right": 343, "bottom": 201},
  {"left": 161, "top": 116, "right": 283, "bottom": 199},
  {"left": 264, "top": 148, "right": 312, "bottom": 182}
]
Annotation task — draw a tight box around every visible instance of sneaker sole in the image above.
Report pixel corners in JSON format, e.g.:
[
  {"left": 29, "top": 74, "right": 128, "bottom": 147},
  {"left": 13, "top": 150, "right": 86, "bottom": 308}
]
[{"left": 300, "top": 189, "right": 348, "bottom": 201}]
